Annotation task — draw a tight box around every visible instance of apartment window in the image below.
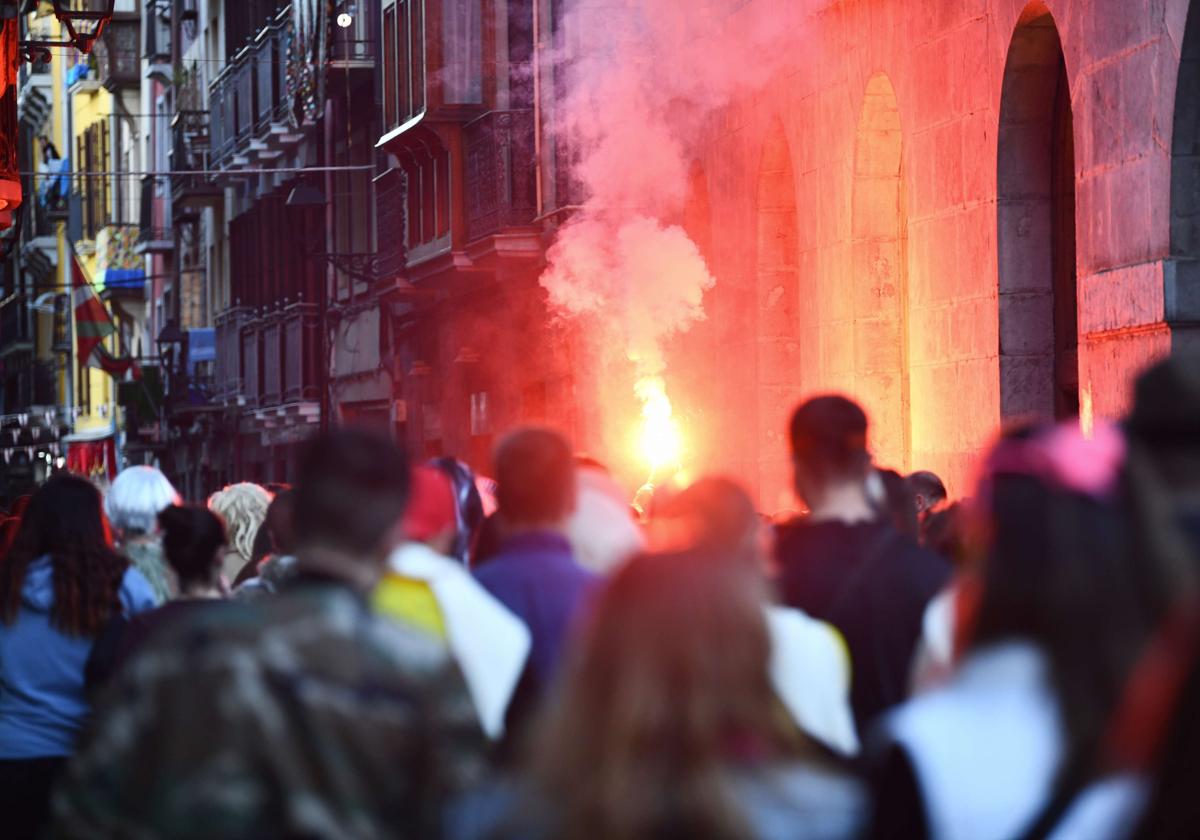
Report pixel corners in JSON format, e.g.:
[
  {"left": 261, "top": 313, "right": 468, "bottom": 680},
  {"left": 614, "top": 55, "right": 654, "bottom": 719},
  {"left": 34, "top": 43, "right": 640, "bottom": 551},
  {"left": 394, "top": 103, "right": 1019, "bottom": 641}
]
[
  {"left": 380, "top": 0, "right": 425, "bottom": 132},
  {"left": 76, "top": 120, "right": 111, "bottom": 240},
  {"left": 442, "top": 0, "right": 482, "bottom": 104}
]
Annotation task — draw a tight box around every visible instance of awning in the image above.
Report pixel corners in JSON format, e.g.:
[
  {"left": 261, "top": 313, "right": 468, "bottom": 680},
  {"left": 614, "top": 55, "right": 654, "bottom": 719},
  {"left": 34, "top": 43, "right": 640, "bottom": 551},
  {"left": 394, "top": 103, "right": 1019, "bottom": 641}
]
[
  {"left": 187, "top": 328, "right": 216, "bottom": 374},
  {"left": 99, "top": 268, "right": 146, "bottom": 290},
  {"left": 65, "top": 435, "right": 117, "bottom": 483}
]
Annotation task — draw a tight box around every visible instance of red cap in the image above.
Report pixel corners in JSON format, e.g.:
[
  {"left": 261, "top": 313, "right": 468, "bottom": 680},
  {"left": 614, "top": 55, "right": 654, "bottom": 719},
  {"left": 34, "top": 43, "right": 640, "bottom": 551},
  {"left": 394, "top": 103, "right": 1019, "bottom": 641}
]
[{"left": 403, "top": 466, "right": 457, "bottom": 542}]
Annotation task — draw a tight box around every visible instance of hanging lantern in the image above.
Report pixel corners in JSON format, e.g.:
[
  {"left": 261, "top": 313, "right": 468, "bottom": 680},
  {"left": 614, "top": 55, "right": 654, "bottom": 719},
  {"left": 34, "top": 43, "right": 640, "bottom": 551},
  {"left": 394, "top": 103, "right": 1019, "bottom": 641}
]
[
  {"left": 53, "top": 0, "right": 116, "bottom": 54},
  {"left": 20, "top": 0, "right": 117, "bottom": 59}
]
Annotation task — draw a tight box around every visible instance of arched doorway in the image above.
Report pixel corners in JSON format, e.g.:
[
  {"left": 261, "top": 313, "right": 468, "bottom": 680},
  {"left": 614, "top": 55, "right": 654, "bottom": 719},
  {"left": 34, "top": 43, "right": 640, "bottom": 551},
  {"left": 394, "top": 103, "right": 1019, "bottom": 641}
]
[
  {"left": 851, "top": 73, "right": 909, "bottom": 470},
  {"left": 1169, "top": 0, "right": 1200, "bottom": 348},
  {"left": 997, "top": 5, "right": 1079, "bottom": 421},
  {"left": 756, "top": 121, "right": 800, "bottom": 511}
]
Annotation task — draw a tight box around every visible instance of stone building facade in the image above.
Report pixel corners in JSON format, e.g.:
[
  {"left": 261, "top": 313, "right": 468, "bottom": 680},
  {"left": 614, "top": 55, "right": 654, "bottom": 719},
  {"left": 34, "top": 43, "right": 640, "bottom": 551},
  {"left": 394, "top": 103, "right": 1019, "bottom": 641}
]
[
  {"left": 671, "top": 0, "right": 1199, "bottom": 508},
  {"left": 385, "top": 0, "right": 1198, "bottom": 510}
]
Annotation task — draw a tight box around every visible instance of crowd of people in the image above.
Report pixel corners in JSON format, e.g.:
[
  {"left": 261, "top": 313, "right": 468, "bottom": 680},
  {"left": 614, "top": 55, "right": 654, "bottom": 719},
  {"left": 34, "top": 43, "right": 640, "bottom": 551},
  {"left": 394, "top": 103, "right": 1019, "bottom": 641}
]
[{"left": 0, "top": 354, "right": 1198, "bottom": 839}]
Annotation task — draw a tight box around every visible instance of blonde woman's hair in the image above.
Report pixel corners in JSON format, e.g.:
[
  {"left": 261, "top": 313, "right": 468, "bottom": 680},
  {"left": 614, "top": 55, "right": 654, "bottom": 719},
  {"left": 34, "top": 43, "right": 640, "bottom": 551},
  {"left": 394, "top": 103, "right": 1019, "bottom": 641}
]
[{"left": 208, "top": 483, "right": 271, "bottom": 565}]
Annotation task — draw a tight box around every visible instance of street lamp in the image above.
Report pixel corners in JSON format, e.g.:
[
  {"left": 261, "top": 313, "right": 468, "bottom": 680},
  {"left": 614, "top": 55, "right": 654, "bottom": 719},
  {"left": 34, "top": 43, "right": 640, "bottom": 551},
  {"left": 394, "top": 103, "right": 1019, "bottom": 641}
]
[{"left": 20, "top": 0, "right": 117, "bottom": 60}]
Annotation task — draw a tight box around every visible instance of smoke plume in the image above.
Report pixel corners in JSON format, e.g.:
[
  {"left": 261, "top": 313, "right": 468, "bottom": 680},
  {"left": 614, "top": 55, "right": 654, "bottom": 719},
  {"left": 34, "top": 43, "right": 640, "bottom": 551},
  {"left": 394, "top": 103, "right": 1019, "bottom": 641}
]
[{"left": 539, "top": 0, "right": 804, "bottom": 475}]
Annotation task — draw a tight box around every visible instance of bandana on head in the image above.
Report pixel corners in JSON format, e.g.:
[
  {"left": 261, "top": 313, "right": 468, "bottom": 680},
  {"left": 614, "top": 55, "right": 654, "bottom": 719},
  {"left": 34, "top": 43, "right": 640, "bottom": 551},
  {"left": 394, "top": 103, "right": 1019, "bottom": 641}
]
[{"left": 980, "top": 421, "right": 1126, "bottom": 502}]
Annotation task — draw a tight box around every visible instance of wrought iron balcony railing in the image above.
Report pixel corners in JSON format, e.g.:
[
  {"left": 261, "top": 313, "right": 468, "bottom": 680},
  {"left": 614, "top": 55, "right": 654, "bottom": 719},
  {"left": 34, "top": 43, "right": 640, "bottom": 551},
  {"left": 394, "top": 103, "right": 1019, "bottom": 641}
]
[{"left": 463, "top": 109, "right": 537, "bottom": 242}]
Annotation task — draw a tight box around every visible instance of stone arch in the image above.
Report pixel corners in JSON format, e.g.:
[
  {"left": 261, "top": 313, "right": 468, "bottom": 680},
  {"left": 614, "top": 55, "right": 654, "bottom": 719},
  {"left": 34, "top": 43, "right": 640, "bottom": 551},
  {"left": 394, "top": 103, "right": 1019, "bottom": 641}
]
[
  {"left": 755, "top": 120, "right": 800, "bottom": 511},
  {"left": 997, "top": 5, "right": 1079, "bottom": 421},
  {"left": 851, "top": 73, "right": 909, "bottom": 470},
  {"left": 1169, "top": 0, "right": 1200, "bottom": 348}
]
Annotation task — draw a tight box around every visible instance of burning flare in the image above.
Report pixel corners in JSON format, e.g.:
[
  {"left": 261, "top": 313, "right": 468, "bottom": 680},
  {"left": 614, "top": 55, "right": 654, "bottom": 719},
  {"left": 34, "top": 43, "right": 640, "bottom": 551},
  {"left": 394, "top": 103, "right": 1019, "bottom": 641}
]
[{"left": 635, "top": 376, "right": 683, "bottom": 477}]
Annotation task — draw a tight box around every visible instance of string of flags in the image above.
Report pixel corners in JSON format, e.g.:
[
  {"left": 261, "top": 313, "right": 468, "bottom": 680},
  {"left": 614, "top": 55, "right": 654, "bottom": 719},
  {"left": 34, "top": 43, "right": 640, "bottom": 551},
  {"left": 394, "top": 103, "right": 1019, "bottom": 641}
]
[
  {"left": 0, "top": 404, "right": 110, "bottom": 468},
  {"left": 1, "top": 443, "right": 62, "bottom": 465},
  {"left": 0, "top": 404, "right": 112, "bottom": 426},
  {"left": 1, "top": 407, "right": 64, "bottom": 466}
]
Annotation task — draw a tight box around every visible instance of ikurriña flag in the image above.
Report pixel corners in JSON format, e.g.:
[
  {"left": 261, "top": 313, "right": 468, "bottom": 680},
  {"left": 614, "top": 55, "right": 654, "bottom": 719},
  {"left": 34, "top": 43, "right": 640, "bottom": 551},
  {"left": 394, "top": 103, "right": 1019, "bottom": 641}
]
[{"left": 71, "top": 249, "right": 143, "bottom": 382}]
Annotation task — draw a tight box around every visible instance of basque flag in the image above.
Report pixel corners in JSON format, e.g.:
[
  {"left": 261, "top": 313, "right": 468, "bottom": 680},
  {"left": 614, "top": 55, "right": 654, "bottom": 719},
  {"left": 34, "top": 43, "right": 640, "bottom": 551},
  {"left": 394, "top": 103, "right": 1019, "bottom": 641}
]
[{"left": 72, "top": 251, "right": 142, "bottom": 382}]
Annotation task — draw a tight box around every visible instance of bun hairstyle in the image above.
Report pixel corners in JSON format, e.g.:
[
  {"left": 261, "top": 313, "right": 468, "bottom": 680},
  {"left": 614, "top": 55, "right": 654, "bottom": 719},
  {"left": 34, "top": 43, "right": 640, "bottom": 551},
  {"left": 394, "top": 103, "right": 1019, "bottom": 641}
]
[
  {"left": 158, "top": 505, "right": 227, "bottom": 590},
  {"left": 789, "top": 395, "right": 871, "bottom": 479}
]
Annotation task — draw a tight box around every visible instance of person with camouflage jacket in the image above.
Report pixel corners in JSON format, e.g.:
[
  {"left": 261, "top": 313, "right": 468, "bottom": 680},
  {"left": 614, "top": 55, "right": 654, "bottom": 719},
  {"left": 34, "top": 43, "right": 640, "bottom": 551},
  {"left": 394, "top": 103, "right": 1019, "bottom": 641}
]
[{"left": 49, "top": 430, "right": 488, "bottom": 840}]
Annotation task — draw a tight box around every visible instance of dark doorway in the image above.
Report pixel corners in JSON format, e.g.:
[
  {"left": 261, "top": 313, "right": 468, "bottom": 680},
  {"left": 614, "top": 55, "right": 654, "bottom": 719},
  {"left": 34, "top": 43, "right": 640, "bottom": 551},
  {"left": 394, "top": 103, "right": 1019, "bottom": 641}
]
[{"left": 997, "top": 5, "right": 1079, "bottom": 421}]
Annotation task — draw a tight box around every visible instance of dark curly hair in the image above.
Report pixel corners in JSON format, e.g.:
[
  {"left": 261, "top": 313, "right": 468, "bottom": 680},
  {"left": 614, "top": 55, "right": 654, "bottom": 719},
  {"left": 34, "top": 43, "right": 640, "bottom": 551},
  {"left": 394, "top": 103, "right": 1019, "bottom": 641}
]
[{"left": 0, "top": 475, "right": 129, "bottom": 637}]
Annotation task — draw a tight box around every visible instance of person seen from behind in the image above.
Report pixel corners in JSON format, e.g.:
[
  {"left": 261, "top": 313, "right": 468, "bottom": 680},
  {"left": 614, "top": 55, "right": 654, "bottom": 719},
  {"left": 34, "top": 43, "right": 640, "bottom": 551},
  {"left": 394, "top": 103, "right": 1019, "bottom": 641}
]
[
  {"left": 373, "top": 465, "right": 531, "bottom": 743},
  {"left": 233, "top": 488, "right": 299, "bottom": 596},
  {"left": 1125, "top": 355, "right": 1200, "bottom": 560},
  {"left": 776, "top": 395, "right": 949, "bottom": 733},
  {"left": 452, "top": 549, "right": 866, "bottom": 840},
  {"left": 907, "top": 471, "right": 947, "bottom": 524},
  {"left": 870, "top": 421, "right": 1178, "bottom": 840},
  {"left": 113, "top": 505, "right": 229, "bottom": 667},
  {"left": 429, "top": 457, "right": 488, "bottom": 565},
  {"left": 651, "top": 477, "right": 858, "bottom": 755},
  {"left": 472, "top": 427, "right": 598, "bottom": 734},
  {"left": 104, "top": 465, "right": 182, "bottom": 603},
  {"left": 567, "top": 457, "right": 646, "bottom": 575},
  {"left": 207, "top": 481, "right": 271, "bottom": 584},
  {"left": 50, "top": 429, "right": 487, "bottom": 838},
  {"left": 876, "top": 468, "right": 921, "bottom": 541},
  {"left": 0, "top": 475, "right": 157, "bottom": 839}
]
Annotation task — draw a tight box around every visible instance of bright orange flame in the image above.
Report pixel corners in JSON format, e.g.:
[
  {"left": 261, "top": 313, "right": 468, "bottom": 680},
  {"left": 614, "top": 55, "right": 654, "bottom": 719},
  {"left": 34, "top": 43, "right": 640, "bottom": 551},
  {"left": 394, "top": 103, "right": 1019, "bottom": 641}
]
[{"left": 634, "top": 375, "right": 684, "bottom": 477}]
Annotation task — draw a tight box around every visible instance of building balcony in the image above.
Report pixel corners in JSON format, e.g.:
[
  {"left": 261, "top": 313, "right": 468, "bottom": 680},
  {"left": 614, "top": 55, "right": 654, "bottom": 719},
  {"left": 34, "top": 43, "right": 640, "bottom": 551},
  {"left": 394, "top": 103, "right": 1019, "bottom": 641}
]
[
  {"left": 0, "top": 296, "right": 33, "bottom": 359},
  {"left": 283, "top": 302, "right": 320, "bottom": 404},
  {"left": 3, "top": 359, "right": 59, "bottom": 413},
  {"left": 241, "top": 317, "right": 261, "bottom": 409},
  {"left": 463, "top": 109, "right": 538, "bottom": 248},
  {"left": 170, "top": 110, "right": 222, "bottom": 212},
  {"left": 215, "top": 305, "right": 253, "bottom": 404},
  {"left": 66, "top": 61, "right": 101, "bottom": 95},
  {"left": 328, "top": 14, "right": 374, "bottom": 73},
  {"left": 95, "top": 224, "right": 148, "bottom": 297},
  {"left": 17, "top": 69, "right": 52, "bottom": 135},
  {"left": 377, "top": 0, "right": 492, "bottom": 149},
  {"left": 261, "top": 311, "right": 283, "bottom": 407},
  {"left": 210, "top": 9, "right": 300, "bottom": 173},
  {"left": 134, "top": 227, "right": 173, "bottom": 255},
  {"left": 220, "top": 301, "right": 322, "bottom": 420},
  {"left": 136, "top": 175, "right": 172, "bottom": 253},
  {"left": 143, "top": 3, "right": 171, "bottom": 83}
]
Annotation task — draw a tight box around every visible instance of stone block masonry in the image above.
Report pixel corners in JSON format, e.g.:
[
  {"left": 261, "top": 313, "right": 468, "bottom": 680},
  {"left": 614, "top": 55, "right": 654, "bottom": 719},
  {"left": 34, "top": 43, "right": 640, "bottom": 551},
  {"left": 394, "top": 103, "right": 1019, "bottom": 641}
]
[{"left": 660, "top": 0, "right": 1198, "bottom": 504}]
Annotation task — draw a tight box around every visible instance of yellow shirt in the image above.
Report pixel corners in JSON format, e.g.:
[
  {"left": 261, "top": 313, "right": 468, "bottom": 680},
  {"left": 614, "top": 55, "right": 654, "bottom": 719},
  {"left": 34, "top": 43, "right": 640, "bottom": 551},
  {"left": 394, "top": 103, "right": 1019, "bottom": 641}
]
[{"left": 372, "top": 573, "right": 447, "bottom": 639}]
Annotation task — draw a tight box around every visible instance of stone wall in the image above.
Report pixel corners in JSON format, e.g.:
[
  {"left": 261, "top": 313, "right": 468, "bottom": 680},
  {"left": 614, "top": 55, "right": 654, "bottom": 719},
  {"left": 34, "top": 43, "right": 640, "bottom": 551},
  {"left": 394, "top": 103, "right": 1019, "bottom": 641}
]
[{"left": 673, "top": 0, "right": 1196, "bottom": 505}]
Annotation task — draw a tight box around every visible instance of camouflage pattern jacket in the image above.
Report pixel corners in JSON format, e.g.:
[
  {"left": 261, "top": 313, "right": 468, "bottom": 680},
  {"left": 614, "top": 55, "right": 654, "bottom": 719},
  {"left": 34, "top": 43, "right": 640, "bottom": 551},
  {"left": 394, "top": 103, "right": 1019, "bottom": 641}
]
[{"left": 49, "top": 579, "right": 488, "bottom": 839}]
